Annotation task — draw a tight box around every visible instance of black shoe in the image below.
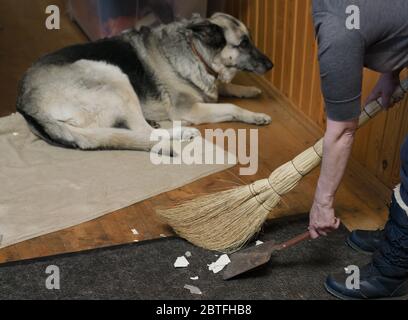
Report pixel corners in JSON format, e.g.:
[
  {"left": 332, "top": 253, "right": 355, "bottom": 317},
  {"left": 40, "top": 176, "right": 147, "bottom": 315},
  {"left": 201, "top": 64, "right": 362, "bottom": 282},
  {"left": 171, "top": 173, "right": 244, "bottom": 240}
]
[
  {"left": 325, "top": 263, "right": 408, "bottom": 300},
  {"left": 346, "top": 229, "right": 384, "bottom": 255}
]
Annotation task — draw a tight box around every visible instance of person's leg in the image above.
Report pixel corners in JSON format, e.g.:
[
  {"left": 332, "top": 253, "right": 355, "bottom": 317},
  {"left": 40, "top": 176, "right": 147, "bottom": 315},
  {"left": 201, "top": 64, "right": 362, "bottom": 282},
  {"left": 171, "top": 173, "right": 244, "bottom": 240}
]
[
  {"left": 325, "top": 135, "right": 408, "bottom": 300},
  {"left": 397, "top": 135, "right": 408, "bottom": 204},
  {"left": 325, "top": 194, "right": 408, "bottom": 299},
  {"left": 372, "top": 193, "right": 408, "bottom": 277},
  {"left": 346, "top": 136, "right": 408, "bottom": 255},
  {"left": 373, "top": 135, "right": 408, "bottom": 278}
]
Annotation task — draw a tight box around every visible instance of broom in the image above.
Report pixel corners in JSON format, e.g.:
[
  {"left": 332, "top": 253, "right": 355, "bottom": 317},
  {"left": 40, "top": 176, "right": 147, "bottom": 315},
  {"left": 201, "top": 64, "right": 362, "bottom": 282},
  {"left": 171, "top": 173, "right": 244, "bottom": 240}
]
[{"left": 157, "top": 78, "right": 408, "bottom": 253}]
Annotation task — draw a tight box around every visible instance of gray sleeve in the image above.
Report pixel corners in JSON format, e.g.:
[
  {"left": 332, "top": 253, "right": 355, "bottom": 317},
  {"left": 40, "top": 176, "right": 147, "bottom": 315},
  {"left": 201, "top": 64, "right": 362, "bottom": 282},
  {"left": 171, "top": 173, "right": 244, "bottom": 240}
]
[{"left": 314, "top": 12, "right": 365, "bottom": 121}]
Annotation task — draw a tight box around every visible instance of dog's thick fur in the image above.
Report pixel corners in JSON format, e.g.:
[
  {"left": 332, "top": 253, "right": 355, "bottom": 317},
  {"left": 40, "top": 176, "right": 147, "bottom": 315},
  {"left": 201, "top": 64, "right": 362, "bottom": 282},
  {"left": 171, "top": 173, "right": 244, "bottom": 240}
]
[{"left": 17, "top": 13, "right": 273, "bottom": 155}]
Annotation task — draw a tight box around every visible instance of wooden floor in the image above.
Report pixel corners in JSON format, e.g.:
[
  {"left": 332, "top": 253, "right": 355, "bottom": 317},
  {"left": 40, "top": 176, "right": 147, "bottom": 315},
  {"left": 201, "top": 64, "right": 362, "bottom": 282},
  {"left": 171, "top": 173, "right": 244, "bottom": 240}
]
[{"left": 0, "top": 0, "right": 391, "bottom": 264}]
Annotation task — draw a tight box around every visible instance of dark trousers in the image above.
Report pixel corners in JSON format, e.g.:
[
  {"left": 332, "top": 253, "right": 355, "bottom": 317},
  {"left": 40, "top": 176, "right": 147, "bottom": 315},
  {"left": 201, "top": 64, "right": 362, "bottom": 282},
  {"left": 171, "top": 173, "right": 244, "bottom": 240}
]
[
  {"left": 373, "top": 135, "right": 408, "bottom": 278},
  {"left": 374, "top": 195, "right": 408, "bottom": 278}
]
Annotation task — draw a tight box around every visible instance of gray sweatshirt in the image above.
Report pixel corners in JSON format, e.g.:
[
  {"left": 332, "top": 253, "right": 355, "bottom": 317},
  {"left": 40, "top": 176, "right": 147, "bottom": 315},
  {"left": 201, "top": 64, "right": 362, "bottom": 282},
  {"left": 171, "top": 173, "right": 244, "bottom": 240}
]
[{"left": 313, "top": 0, "right": 408, "bottom": 121}]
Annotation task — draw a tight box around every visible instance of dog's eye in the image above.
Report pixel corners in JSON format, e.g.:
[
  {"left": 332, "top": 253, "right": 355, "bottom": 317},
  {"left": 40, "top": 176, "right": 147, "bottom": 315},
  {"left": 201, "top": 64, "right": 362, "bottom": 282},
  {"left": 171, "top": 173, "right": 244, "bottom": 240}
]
[{"left": 239, "top": 38, "right": 250, "bottom": 49}]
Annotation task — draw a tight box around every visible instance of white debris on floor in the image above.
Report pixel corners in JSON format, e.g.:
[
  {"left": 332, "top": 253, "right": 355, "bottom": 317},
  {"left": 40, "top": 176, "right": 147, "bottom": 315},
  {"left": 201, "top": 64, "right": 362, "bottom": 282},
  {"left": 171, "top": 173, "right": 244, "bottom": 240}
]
[
  {"left": 256, "top": 240, "right": 264, "bottom": 246},
  {"left": 185, "top": 251, "right": 192, "bottom": 258},
  {"left": 160, "top": 234, "right": 166, "bottom": 237},
  {"left": 184, "top": 284, "right": 202, "bottom": 295},
  {"left": 208, "top": 254, "right": 231, "bottom": 274},
  {"left": 12, "top": 132, "right": 19, "bottom": 136},
  {"left": 174, "top": 256, "right": 190, "bottom": 268},
  {"left": 131, "top": 228, "right": 139, "bottom": 235},
  {"left": 190, "top": 276, "right": 199, "bottom": 281}
]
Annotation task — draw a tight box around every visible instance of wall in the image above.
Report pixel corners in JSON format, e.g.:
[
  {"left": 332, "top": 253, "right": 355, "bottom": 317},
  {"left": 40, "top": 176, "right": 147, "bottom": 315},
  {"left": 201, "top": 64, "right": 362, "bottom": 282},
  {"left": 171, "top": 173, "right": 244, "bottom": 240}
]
[{"left": 214, "top": 0, "right": 408, "bottom": 189}]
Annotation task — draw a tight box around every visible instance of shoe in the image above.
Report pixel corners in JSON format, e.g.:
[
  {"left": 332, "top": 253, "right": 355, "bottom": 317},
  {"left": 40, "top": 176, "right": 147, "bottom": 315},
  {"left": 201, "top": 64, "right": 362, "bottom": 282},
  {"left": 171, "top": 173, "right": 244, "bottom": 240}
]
[
  {"left": 346, "top": 229, "right": 384, "bottom": 254},
  {"left": 325, "top": 263, "right": 408, "bottom": 300}
]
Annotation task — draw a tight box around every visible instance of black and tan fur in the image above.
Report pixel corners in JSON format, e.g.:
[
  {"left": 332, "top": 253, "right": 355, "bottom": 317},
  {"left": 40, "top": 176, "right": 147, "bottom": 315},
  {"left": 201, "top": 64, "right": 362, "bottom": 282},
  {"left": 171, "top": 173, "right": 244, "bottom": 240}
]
[{"left": 17, "top": 13, "right": 273, "bottom": 155}]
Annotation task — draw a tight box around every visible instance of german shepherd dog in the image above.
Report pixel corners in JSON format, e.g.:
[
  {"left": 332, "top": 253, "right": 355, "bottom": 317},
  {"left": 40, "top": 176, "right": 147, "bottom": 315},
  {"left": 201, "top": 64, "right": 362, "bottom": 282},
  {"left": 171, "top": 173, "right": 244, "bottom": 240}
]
[{"left": 17, "top": 13, "right": 273, "bottom": 156}]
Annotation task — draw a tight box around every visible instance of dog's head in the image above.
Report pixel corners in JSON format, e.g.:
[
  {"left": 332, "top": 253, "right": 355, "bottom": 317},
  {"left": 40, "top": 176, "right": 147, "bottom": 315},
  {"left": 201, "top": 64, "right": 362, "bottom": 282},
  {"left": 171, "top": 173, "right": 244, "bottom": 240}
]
[{"left": 187, "top": 13, "right": 273, "bottom": 82}]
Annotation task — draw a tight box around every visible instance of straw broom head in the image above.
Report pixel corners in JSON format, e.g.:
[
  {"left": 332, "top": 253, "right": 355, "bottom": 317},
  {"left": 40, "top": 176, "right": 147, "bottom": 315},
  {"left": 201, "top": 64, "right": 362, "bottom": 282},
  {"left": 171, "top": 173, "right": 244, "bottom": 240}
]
[
  {"left": 158, "top": 180, "right": 280, "bottom": 252},
  {"left": 157, "top": 80, "right": 408, "bottom": 252},
  {"left": 157, "top": 141, "right": 323, "bottom": 252}
]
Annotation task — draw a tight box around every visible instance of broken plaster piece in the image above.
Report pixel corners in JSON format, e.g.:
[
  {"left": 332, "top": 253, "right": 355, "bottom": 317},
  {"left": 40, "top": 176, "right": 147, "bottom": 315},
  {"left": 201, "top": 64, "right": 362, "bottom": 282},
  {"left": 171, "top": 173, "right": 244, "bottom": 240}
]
[
  {"left": 185, "top": 251, "right": 192, "bottom": 258},
  {"left": 190, "top": 276, "right": 199, "bottom": 281},
  {"left": 184, "top": 284, "right": 202, "bottom": 295},
  {"left": 174, "top": 256, "right": 189, "bottom": 268},
  {"left": 208, "top": 254, "right": 231, "bottom": 274},
  {"left": 256, "top": 240, "right": 264, "bottom": 246}
]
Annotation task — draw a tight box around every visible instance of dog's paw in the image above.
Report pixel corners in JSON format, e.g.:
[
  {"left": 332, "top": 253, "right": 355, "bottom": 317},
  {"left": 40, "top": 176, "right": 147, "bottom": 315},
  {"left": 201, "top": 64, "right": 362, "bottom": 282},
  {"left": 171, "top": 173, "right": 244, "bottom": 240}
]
[
  {"left": 181, "top": 127, "right": 201, "bottom": 141},
  {"left": 240, "top": 87, "right": 262, "bottom": 98},
  {"left": 250, "top": 113, "right": 272, "bottom": 125},
  {"left": 147, "top": 120, "right": 161, "bottom": 129},
  {"left": 171, "top": 127, "right": 201, "bottom": 141}
]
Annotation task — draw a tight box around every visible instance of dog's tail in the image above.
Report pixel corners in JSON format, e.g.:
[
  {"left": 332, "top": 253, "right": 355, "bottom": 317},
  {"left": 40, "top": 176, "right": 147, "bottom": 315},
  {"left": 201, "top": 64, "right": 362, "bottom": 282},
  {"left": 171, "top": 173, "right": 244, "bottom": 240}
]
[
  {"left": 18, "top": 109, "right": 78, "bottom": 149},
  {"left": 16, "top": 72, "right": 79, "bottom": 149}
]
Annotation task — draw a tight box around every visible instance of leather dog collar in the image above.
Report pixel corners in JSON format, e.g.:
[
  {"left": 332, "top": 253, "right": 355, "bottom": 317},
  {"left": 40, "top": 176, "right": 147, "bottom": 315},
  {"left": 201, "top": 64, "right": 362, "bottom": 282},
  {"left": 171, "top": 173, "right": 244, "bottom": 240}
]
[{"left": 189, "top": 35, "right": 219, "bottom": 79}]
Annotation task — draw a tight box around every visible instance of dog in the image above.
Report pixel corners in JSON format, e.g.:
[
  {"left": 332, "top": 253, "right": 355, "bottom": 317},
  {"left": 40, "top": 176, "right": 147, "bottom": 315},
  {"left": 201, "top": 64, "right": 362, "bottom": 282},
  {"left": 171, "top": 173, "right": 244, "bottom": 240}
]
[{"left": 16, "top": 13, "right": 273, "bottom": 155}]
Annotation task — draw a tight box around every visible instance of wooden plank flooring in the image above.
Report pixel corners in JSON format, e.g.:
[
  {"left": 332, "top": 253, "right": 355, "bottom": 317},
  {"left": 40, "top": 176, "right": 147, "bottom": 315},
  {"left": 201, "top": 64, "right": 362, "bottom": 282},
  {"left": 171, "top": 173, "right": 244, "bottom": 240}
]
[{"left": 0, "top": 0, "right": 391, "bottom": 264}]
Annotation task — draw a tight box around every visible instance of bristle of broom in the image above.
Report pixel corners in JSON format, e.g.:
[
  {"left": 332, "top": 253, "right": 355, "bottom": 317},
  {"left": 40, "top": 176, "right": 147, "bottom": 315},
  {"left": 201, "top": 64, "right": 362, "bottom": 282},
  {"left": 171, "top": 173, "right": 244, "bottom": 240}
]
[
  {"left": 267, "top": 140, "right": 323, "bottom": 194},
  {"left": 157, "top": 142, "right": 323, "bottom": 252},
  {"left": 157, "top": 185, "right": 280, "bottom": 252}
]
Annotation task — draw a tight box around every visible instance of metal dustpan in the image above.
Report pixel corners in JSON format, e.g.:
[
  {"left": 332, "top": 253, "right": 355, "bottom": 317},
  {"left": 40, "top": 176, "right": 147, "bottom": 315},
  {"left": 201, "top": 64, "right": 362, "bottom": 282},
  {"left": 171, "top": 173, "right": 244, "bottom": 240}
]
[{"left": 223, "top": 231, "right": 311, "bottom": 280}]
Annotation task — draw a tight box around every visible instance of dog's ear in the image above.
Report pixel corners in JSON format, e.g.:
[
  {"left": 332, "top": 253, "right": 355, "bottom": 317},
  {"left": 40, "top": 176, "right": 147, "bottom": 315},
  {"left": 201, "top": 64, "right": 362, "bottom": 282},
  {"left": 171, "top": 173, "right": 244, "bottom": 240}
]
[{"left": 187, "top": 21, "right": 226, "bottom": 49}]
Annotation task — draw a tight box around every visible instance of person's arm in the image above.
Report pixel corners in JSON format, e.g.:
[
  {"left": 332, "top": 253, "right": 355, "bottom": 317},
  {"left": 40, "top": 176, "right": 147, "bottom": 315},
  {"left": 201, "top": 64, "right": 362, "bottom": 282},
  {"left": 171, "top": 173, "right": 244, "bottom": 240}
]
[
  {"left": 309, "top": 14, "right": 365, "bottom": 238},
  {"left": 310, "top": 11, "right": 403, "bottom": 239},
  {"left": 308, "top": 119, "right": 357, "bottom": 239},
  {"left": 309, "top": 71, "right": 403, "bottom": 239}
]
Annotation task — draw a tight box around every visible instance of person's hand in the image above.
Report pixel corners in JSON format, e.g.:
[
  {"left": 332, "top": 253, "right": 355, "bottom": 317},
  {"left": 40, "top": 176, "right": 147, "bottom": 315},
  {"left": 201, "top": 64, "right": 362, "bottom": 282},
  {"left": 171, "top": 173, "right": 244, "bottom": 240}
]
[
  {"left": 309, "top": 200, "right": 341, "bottom": 239},
  {"left": 365, "top": 71, "right": 402, "bottom": 109}
]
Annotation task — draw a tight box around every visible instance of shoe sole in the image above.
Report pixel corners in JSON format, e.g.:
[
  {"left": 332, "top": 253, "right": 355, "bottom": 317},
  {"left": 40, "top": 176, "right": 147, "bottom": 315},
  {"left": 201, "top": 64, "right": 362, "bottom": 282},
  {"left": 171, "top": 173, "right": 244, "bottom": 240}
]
[
  {"left": 345, "top": 236, "right": 375, "bottom": 256},
  {"left": 324, "top": 282, "right": 360, "bottom": 300},
  {"left": 325, "top": 283, "right": 408, "bottom": 300}
]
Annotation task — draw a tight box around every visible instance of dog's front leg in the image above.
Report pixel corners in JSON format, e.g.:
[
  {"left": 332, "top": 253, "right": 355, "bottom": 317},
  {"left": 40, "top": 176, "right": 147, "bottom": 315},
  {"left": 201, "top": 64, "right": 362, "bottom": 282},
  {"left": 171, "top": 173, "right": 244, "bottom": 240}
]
[
  {"left": 182, "top": 103, "right": 271, "bottom": 125},
  {"left": 218, "top": 83, "right": 262, "bottom": 98}
]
